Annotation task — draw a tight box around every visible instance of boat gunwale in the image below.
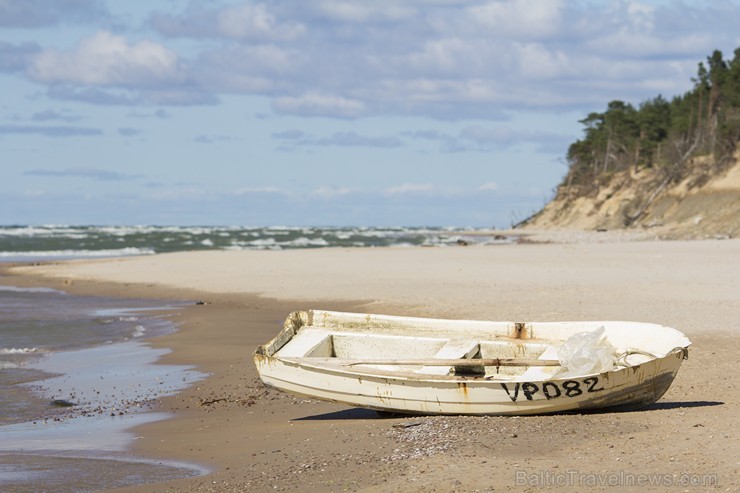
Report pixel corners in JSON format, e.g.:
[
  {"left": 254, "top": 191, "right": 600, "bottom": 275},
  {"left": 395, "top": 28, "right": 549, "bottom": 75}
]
[
  {"left": 264, "top": 347, "right": 687, "bottom": 384},
  {"left": 257, "top": 310, "right": 692, "bottom": 355}
]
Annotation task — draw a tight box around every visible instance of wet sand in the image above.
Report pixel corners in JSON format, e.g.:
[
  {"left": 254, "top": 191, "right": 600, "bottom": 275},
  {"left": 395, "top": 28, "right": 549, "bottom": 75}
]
[{"left": 6, "top": 237, "right": 739, "bottom": 492}]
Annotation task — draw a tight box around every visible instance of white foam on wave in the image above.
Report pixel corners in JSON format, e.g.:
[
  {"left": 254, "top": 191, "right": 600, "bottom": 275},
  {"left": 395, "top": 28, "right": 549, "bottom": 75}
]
[
  {"left": 286, "top": 237, "right": 330, "bottom": 247},
  {"left": 131, "top": 325, "right": 146, "bottom": 338},
  {"left": 0, "top": 348, "right": 39, "bottom": 355},
  {"left": 0, "top": 247, "right": 155, "bottom": 258},
  {"left": 0, "top": 226, "right": 88, "bottom": 237},
  {"left": 0, "top": 225, "right": 237, "bottom": 237},
  {"left": 247, "top": 238, "right": 278, "bottom": 247},
  {"left": 0, "top": 226, "right": 510, "bottom": 255},
  {"left": 0, "top": 286, "right": 63, "bottom": 294}
]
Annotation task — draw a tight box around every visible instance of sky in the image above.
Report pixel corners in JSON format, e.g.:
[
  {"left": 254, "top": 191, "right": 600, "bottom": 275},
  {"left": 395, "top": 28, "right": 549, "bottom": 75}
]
[{"left": 2, "top": 0, "right": 739, "bottom": 227}]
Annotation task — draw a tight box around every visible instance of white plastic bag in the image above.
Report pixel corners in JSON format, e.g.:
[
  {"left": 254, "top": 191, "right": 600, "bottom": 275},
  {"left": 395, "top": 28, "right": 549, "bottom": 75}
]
[{"left": 556, "top": 326, "right": 616, "bottom": 378}]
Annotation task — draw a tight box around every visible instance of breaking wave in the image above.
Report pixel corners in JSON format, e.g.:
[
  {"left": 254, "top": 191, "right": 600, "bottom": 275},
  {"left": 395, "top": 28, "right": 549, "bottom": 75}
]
[{"left": 0, "top": 225, "right": 512, "bottom": 261}]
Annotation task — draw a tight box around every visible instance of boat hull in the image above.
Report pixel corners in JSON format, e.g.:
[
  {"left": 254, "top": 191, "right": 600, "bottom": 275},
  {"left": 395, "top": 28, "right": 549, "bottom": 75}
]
[{"left": 255, "top": 348, "right": 686, "bottom": 416}]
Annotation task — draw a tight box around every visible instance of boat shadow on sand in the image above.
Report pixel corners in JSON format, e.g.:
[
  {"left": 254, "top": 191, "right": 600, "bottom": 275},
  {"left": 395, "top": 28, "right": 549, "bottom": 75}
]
[
  {"left": 637, "top": 400, "right": 723, "bottom": 412},
  {"left": 292, "top": 400, "right": 724, "bottom": 421}
]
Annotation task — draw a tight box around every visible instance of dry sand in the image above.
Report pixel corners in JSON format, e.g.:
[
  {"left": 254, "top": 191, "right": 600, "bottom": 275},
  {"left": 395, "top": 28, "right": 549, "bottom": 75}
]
[{"left": 6, "top": 235, "right": 739, "bottom": 492}]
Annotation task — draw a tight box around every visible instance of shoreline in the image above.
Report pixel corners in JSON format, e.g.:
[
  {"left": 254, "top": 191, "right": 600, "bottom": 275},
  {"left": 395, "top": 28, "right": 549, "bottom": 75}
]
[
  {"left": 3, "top": 240, "right": 738, "bottom": 492},
  {"left": 0, "top": 273, "right": 210, "bottom": 491}
]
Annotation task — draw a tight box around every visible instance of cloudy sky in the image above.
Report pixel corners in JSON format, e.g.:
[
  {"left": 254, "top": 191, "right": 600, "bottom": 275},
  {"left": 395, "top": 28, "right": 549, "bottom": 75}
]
[{"left": 2, "top": 0, "right": 739, "bottom": 226}]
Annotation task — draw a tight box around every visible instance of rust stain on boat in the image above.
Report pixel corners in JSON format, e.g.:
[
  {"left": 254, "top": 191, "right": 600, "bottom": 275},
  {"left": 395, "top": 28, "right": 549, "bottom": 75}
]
[
  {"left": 511, "top": 322, "right": 532, "bottom": 339},
  {"left": 457, "top": 381, "right": 469, "bottom": 398}
]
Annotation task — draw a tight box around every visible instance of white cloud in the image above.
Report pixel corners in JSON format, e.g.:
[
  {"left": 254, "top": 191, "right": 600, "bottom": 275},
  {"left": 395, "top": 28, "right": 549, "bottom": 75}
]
[
  {"left": 314, "top": 132, "right": 402, "bottom": 147},
  {"left": 24, "top": 167, "right": 139, "bottom": 180},
  {"left": 403, "top": 38, "right": 478, "bottom": 74},
  {"left": 148, "top": 187, "right": 205, "bottom": 200},
  {"left": 460, "top": 125, "right": 514, "bottom": 145},
  {"left": 0, "top": 0, "right": 107, "bottom": 28},
  {"left": 194, "top": 44, "right": 304, "bottom": 93},
  {"left": 31, "top": 109, "right": 81, "bottom": 122},
  {"left": 457, "top": 125, "right": 570, "bottom": 153},
  {"left": 272, "top": 129, "right": 307, "bottom": 139},
  {"left": 272, "top": 92, "right": 366, "bottom": 118},
  {"left": 233, "top": 187, "right": 286, "bottom": 195},
  {"left": 586, "top": 32, "right": 712, "bottom": 59},
  {"left": 14, "top": 1, "right": 740, "bottom": 118},
  {"left": 514, "top": 43, "right": 571, "bottom": 79},
  {"left": 0, "top": 41, "right": 41, "bottom": 72},
  {"left": 274, "top": 129, "right": 402, "bottom": 151},
  {"left": 626, "top": 1, "right": 655, "bottom": 31},
  {"left": 29, "top": 31, "right": 182, "bottom": 87},
  {"left": 479, "top": 182, "right": 499, "bottom": 192},
  {"left": 0, "top": 124, "right": 102, "bottom": 137},
  {"left": 466, "top": 0, "right": 565, "bottom": 39},
  {"left": 191, "top": 134, "right": 233, "bottom": 144},
  {"left": 311, "top": 186, "right": 355, "bottom": 198},
  {"left": 313, "top": 1, "right": 417, "bottom": 23},
  {"left": 216, "top": 3, "right": 305, "bottom": 40},
  {"left": 152, "top": 2, "right": 304, "bottom": 42},
  {"left": 384, "top": 183, "right": 435, "bottom": 195}
]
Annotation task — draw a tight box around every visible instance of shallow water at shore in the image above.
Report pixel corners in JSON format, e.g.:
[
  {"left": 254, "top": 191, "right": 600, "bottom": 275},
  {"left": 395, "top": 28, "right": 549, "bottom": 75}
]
[
  {"left": 0, "top": 452, "right": 207, "bottom": 492},
  {"left": 0, "top": 284, "right": 207, "bottom": 491}
]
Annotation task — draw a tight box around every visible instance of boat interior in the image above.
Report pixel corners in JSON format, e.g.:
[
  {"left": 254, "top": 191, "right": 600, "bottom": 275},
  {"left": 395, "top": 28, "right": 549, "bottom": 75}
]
[
  {"left": 259, "top": 310, "right": 691, "bottom": 380},
  {"left": 274, "top": 327, "right": 562, "bottom": 379}
]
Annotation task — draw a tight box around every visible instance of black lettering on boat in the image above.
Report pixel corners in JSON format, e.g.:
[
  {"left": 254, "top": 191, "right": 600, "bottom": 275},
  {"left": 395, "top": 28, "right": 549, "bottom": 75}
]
[
  {"left": 583, "top": 376, "right": 604, "bottom": 393},
  {"left": 541, "top": 381, "right": 561, "bottom": 400},
  {"left": 521, "top": 382, "right": 539, "bottom": 401},
  {"left": 503, "top": 377, "right": 603, "bottom": 402},
  {"left": 562, "top": 380, "right": 583, "bottom": 397},
  {"left": 500, "top": 382, "right": 520, "bottom": 402}
]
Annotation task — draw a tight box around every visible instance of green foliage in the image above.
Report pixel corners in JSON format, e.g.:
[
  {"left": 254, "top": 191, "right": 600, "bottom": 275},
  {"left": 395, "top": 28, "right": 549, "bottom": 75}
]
[{"left": 563, "top": 47, "right": 740, "bottom": 191}]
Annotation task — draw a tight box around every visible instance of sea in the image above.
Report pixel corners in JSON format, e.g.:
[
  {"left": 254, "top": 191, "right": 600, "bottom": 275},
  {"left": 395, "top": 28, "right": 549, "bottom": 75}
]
[
  {"left": 0, "top": 225, "right": 512, "bottom": 262},
  {"left": 0, "top": 225, "right": 510, "bottom": 491},
  {"left": 0, "top": 284, "right": 209, "bottom": 491}
]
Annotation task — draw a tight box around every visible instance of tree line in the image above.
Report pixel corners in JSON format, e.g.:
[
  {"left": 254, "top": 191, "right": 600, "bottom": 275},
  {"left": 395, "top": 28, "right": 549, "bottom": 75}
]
[{"left": 563, "top": 48, "right": 740, "bottom": 195}]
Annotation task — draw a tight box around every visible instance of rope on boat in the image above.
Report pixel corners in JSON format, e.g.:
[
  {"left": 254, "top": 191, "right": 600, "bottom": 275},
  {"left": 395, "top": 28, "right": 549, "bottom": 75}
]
[
  {"left": 673, "top": 346, "right": 690, "bottom": 360},
  {"left": 614, "top": 348, "right": 659, "bottom": 368},
  {"left": 614, "top": 346, "right": 687, "bottom": 368}
]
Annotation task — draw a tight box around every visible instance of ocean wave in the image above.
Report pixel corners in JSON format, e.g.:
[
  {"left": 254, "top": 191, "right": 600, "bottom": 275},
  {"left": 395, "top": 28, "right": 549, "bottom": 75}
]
[
  {"left": 0, "top": 286, "right": 63, "bottom": 294},
  {"left": 0, "top": 347, "right": 40, "bottom": 355},
  {"left": 0, "top": 247, "right": 155, "bottom": 258},
  {"left": 0, "top": 225, "right": 101, "bottom": 238},
  {"left": 286, "top": 237, "right": 330, "bottom": 247},
  {"left": 245, "top": 238, "right": 278, "bottom": 247},
  {"left": 0, "top": 225, "right": 236, "bottom": 237},
  {"left": 227, "top": 236, "right": 332, "bottom": 249},
  {"left": 131, "top": 325, "right": 147, "bottom": 338},
  {"left": 0, "top": 225, "right": 510, "bottom": 257}
]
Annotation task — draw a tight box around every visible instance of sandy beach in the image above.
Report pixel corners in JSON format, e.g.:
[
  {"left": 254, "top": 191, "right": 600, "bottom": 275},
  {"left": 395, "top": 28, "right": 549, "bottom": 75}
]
[{"left": 5, "top": 234, "right": 739, "bottom": 492}]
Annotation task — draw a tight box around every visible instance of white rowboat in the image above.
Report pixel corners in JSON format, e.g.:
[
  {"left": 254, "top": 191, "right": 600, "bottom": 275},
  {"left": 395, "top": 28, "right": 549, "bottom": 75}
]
[{"left": 254, "top": 310, "right": 691, "bottom": 415}]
